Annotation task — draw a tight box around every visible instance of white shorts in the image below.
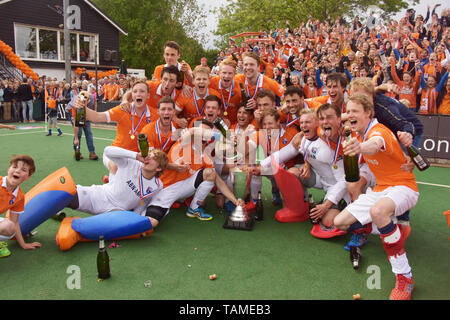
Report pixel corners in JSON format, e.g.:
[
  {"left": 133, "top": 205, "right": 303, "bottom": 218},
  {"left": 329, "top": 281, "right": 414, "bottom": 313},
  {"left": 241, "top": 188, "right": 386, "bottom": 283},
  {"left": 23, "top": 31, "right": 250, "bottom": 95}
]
[
  {"left": 0, "top": 217, "right": 14, "bottom": 241},
  {"left": 346, "top": 186, "right": 419, "bottom": 225},
  {"left": 76, "top": 185, "right": 120, "bottom": 215},
  {"left": 149, "top": 170, "right": 201, "bottom": 208}
]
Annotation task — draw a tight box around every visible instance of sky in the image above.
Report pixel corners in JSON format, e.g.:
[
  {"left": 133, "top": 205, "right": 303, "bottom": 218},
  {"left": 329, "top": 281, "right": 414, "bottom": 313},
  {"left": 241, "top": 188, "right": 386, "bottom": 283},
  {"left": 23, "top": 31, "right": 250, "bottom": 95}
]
[{"left": 196, "top": 0, "right": 447, "bottom": 50}]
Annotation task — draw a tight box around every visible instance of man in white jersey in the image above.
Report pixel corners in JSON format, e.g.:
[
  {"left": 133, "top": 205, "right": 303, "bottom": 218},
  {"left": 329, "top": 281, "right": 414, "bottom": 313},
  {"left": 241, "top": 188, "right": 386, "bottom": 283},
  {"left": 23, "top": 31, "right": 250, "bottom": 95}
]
[
  {"left": 67, "top": 147, "right": 168, "bottom": 223},
  {"left": 258, "top": 109, "right": 349, "bottom": 229}
]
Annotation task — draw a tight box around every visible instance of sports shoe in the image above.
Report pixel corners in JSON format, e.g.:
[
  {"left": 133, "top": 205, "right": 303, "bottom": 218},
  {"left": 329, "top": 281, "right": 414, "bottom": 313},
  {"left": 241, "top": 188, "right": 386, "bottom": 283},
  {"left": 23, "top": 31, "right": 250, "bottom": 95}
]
[
  {"left": 244, "top": 200, "right": 256, "bottom": 213},
  {"left": 224, "top": 201, "right": 236, "bottom": 215},
  {"left": 46, "top": 133, "right": 52, "bottom": 136},
  {"left": 57, "top": 132, "right": 63, "bottom": 136},
  {"left": 0, "top": 241, "right": 11, "bottom": 258},
  {"left": 389, "top": 274, "right": 414, "bottom": 300},
  {"left": 186, "top": 207, "right": 213, "bottom": 221},
  {"left": 272, "top": 191, "right": 282, "bottom": 206},
  {"left": 344, "top": 233, "right": 369, "bottom": 251},
  {"left": 89, "top": 152, "right": 99, "bottom": 160}
]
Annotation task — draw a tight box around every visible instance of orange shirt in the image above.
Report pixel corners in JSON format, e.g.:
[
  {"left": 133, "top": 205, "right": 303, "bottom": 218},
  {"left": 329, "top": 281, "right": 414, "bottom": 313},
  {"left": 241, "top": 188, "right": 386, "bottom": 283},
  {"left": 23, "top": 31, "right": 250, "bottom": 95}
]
[
  {"left": 0, "top": 176, "right": 25, "bottom": 215},
  {"left": 141, "top": 120, "right": 177, "bottom": 153},
  {"left": 209, "top": 76, "right": 242, "bottom": 124},
  {"left": 175, "top": 88, "right": 221, "bottom": 122},
  {"left": 234, "top": 73, "right": 285, "bottom": 99},
  {"left": 360, "top": 120, "right": 417, "bottom": 192},
  {"left": 146, "top": 81, "right": 181, "bottom": 122},
  {"left": 249, "top": 126, "right": 298, "bottom": 168},
  {"left": 438, "top": 92, "right": 450, "bottom": 115},
  {"left": 418, "top": 87, "right": 439, "bottom": 114},
  {"left": 153, "top": 62, "right": 192, "bottom": 85},
  {"left": 160, "top": 140, "right": 214, "bottom": 187},
  {"left": 106, "top": 105, "right": 152, "bottom": 152}
]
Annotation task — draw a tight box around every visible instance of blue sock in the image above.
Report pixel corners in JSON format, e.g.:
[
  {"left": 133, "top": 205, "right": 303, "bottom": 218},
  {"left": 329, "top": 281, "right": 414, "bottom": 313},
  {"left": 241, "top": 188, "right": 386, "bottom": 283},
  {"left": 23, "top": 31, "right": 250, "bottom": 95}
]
[
  {"left": 378, "top": 221, "right": 396, "bottom": 235},
  {"left": 48, "top": 129, "right": 52, "bottom": 134},
  {"left": 347, "top": 221, "right": 364, "bottom": 232},
  {"left": 57, "top": 128, "right": 62, "bottom": 134}
]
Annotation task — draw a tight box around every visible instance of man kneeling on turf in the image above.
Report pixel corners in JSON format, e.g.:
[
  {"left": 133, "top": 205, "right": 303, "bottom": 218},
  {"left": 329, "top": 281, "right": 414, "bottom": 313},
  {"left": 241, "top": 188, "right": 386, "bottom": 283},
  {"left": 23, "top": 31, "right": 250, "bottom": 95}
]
[
  {"left": 334, "top": 94, "right": 419, "bottom": 300},
  {"left": 67, "top": 146, "right": 168, "bottom": 227}
]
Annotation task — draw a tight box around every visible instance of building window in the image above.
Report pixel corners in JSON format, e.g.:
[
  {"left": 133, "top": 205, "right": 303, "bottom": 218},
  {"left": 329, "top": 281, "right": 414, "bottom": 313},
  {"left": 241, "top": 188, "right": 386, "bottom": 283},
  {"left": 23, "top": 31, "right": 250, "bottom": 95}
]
[
  {"left": 39, "top": 29, "right": 58, "bottom": 60},
  {"left": 15, "top": 25, "right": 37, "bottom": 59},
  {"left": 14, "top": 24, "right": 98, "bottom": 64}
]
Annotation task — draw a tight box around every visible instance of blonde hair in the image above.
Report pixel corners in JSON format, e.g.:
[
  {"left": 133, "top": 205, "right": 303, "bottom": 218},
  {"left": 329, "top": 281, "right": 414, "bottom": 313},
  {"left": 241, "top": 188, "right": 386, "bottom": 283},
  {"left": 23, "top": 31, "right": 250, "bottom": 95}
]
[
  {"left": 349, "top": 77, "right": 375, "bottom": 97},
  {"left": 347, "top": 93, "right": 375, "bottom": 118},
  {"left": 193, "top": 66, "right": 210, "bottom": 78},
  {"left": 219, "top": 58, "right": 237, "bottom": 72},
  {"left": 149, "top": 149, "right": 169, "bottom": 177},
  {"left": 242, "top": 51, "right": 261, "bottom": 65},
  {"left": 131, "top": 79, "right": 149, "bottom": 92}
]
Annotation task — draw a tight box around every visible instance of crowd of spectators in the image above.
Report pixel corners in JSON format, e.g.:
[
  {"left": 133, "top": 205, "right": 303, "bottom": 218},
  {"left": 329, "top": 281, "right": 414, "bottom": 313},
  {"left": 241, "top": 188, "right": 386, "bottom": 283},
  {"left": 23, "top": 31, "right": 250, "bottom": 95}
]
[{"left": 210, "top": 5, "right": 450, "bottom": 115}]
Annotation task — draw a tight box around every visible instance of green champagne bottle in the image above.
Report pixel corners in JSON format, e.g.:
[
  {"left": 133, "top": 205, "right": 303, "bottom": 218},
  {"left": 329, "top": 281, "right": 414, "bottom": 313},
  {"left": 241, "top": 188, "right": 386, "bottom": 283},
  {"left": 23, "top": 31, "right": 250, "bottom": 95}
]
[
  {"left": 239, "top": 82, "right": 251, "bottom": 109},
  {"left": 176, "top": 68, "right": 185, "bottom": 90},
  {"left": 308, "top": 194, "right": 318, "bottom": 224},
  {"left": 255, "top": 191, "right": 264, "bottom": 221},
  {"left": 343, "top": 126, "right": 360, "bottom": 182},
  {"left": 75, "top": 145, "right": 81, "bottom": 161},
  {"left": 213, "top": 118, "right": 229, "bottom": 138},
  {"left": 97, "top": 236, "right": 111, "bottom": 279},
  {"left": 138, "top": 134, "right": 149, "bottom": 158},
  {"left": 75, "top": 92, "right": 87, "bottom": 127},
  {"left": 407, "top": 144, "right": 430, "bottom": 171},
  {"left": 52, "top": 211, "right": 66, "bottom": 221},
  {"left": 231, "top": 52, "right": 239, "bottom": 63},
  {"left": 350, "top": 246, "right": 361, "bottom": 270}
]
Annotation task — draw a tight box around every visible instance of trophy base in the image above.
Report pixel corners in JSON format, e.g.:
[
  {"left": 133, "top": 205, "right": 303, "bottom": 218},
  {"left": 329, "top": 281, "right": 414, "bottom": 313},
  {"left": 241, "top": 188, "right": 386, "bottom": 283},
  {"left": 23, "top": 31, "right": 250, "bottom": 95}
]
[{"left": 223, "top": 215, "right": 254, "bottom": 231}]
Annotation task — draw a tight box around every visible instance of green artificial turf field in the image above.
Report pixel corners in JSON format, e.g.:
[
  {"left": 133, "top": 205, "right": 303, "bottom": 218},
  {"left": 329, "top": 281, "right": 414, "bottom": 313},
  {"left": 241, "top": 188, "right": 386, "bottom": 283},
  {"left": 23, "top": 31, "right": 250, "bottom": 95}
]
[{"left": 0, "top": 122, "right": 449, "bottom": 300}]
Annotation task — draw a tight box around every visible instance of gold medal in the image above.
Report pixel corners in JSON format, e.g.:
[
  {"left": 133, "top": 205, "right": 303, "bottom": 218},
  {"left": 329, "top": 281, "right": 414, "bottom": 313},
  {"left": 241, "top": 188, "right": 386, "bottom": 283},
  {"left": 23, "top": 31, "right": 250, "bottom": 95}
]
[
  {"left": 131, "top": 134, "right": 135, "bottom": 140},
  {"left": 140, "top": 200, "right": 145, "bottom": 206},
  {"left": 224, "top": 111, "right": 228, "bottom": 116},
  {"left": 333, "top": 164, "right": 338, "bottom": 170}
]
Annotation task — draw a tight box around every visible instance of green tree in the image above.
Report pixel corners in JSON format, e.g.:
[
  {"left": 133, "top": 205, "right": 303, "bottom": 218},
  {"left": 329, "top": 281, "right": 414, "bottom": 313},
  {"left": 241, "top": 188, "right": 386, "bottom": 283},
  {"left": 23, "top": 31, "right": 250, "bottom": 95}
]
[{"left": 91, "top": 0, "right": 210, "bottom": 77}]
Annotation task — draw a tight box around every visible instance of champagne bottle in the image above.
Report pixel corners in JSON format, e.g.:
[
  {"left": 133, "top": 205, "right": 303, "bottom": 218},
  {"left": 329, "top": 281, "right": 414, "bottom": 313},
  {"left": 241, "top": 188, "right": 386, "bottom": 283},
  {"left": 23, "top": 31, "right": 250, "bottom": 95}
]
[
  {"left": 75, "top": 92, "right": 88, "bottom": 127},
  {"left": 176, "top": 67, "right": 185, "bottom": 90},
  {"left": 97, "top": 236, "right": 111, "bottom": 279},
  {"left": 239, "top": 82, "right": 251, "bottom": 109},
  {"left": 308, "top": 194, "right": 318, "bottom": 224},
  {"left": 255, "top": 191, "right": 264, "bottom": 221},
  {"left": 231, "top": 52, "right": 239, "bottom": 63},
  {"left": 52, "top": 211, "right": 66, "bottom": 221},
  {"left": 213, "top": 118, "right": 229, "bottom": 138},
  {"left": 75, "top": 145, "right": 81, "bottom": 161},
  {"left": 407, "top": 144, "right": 430, "bottom": 171},
  {"left": 138, "top": 134, "right": 149, "bottom": 158},
  {"left": 350, "top": 246, "right": 361, "bottom": 270},
  {"left": 343, "top": 126, "right": 360, "bottom": 182}
]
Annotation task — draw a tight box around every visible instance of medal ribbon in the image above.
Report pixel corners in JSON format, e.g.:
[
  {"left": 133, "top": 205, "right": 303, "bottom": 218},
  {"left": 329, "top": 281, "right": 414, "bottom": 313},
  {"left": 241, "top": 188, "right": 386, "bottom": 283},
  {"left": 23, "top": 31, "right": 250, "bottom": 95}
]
[
  {"left": 155, "top": 119, "right": 172, "bottom": 152},
  {"left": 138, "top": 170, "right": 160, "bottom": 200},
  {"left": 131, "top": 103, "right": 148, "bottom": 137},
  {"left": 267, "top": 129, "right": 281, "bottom": 156},
  {"left": 193, "top": 89, "right": 208, "bottom": 116},
  {"left": 245, "top": 74, "right": 262, "bottom": 99},
  {"left": 219, "top": 79, "right": 234, "bottom": 114}
]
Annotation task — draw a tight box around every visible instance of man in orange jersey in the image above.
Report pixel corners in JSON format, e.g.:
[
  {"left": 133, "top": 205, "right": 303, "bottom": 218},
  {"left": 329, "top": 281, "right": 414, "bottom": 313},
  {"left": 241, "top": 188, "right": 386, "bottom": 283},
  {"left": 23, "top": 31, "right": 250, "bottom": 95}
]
[
  {"left": 334, "top": 94, "right": 419, "bottom": 300},
  {"left": 73, "top": 80, "right": 152, "bottom": 183},
  {"left": 144, "top": 120, "right": 243, "bottom": 227},
  {"left": 307, "top": 73, "right": 348, "bottom": 112},
  {"left": 152, "top": 40, "right": 193, "bottom": 87},
  {"left": 209, "top": 58, "right": 242, "bottom": 125},
  {"left": 235, "top": 51, "right": 285, "bottom": 110},
  {"left": 278, "top": 85, "right": 311, "bottom": 132},
  {"left": 141, "top": 96, "right": 178, "bottom": 154},
  {"left": 121, "top": 65, "right": 181, "bottom": 123},
  {"left": 175, "top": 66, "right": 220, "bottom": 126}
]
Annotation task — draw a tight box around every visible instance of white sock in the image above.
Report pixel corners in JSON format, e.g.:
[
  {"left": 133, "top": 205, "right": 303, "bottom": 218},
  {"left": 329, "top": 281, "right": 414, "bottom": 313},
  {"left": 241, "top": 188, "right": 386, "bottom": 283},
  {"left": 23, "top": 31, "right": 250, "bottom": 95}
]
[
  {"left": 190, "top": 181, "right": 214, "bottom": 210},
  {"left": 389, "top": 252, "right": 412, "bottom": 276}
]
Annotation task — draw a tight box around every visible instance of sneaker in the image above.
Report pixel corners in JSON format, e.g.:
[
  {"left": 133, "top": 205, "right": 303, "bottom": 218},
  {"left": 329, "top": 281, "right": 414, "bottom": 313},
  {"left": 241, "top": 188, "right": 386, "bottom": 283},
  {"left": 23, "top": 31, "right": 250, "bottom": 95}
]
[
  {"left": 344, "top": 233, "right": 369, "bottom": 251},
  {"left": 224, "top": 201, "right": 236, "bottom": 215},
  {"left": 46, "top": 133, "right": 52, "bottom": 136},
  {"left": 57, "top": 132, "right": 63, "bottom": 136},
  {"left": 0, "top": 241, "right": 11, "bottom": 258},
  {"left": 389, "top": 274, "right": 414, "bottom": 300},
  {"left": 186, "top": 207, "right": 213, "bottom": 221},
  {"left": 272, "top": 191, "right": 282, "bottom": 206},
  {"left": 244, "top": 200, "right": 256, "bottom": 213}
]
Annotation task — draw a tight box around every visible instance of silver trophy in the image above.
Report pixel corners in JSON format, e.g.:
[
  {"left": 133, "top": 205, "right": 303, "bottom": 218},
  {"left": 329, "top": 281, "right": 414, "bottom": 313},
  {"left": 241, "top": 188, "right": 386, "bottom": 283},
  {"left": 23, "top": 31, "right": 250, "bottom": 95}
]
[{"left": 223, "top": 169, "right": 254, "bottom": 230}]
